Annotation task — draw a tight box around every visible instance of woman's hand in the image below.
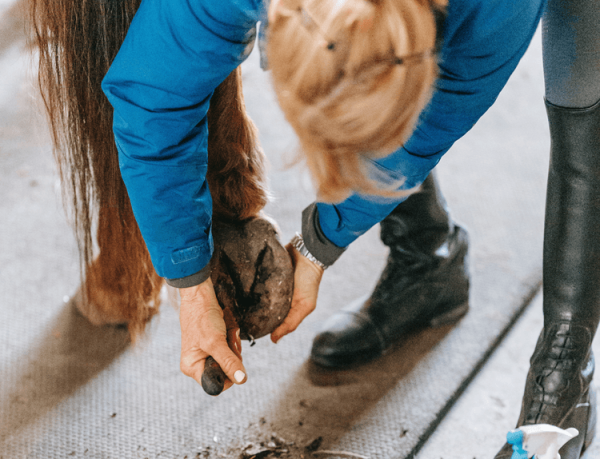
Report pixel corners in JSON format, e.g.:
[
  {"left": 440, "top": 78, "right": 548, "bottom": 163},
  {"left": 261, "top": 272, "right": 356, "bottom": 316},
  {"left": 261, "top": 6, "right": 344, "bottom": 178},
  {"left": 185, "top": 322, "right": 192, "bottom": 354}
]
[
  {"left": 271, "top": 244, "right": 324, "bottom": 343},
  {"left": 179, "top": 278, "right": 246, "bottom": 393}
]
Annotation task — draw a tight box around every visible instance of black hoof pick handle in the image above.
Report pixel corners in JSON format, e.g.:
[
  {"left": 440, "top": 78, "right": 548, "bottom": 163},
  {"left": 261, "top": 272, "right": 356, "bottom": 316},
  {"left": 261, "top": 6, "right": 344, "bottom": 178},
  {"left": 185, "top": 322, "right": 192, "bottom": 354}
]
[{"left": 201, "top": 356, "right": 227, "bottom": 396}]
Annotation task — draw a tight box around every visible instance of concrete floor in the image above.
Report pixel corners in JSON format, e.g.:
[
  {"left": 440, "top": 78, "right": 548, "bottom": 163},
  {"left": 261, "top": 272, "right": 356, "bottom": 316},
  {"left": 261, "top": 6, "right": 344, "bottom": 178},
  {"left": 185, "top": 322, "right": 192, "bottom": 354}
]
[
  {"left": 1, "top": 2, "right": 587, "bottom": 458},
  {"left": 420, "top": 291, "right": 599, "bottom": 459}
]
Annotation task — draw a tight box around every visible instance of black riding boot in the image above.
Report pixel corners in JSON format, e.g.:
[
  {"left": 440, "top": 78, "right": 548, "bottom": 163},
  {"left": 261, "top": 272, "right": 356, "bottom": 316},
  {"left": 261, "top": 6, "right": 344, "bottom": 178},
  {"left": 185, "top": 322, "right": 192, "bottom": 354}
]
[
  {"left": 495, "top": 100, "right": 600, "bottom": 458},
  {"left": 310, "top": 172, "right": 470, "bottom": 368}
]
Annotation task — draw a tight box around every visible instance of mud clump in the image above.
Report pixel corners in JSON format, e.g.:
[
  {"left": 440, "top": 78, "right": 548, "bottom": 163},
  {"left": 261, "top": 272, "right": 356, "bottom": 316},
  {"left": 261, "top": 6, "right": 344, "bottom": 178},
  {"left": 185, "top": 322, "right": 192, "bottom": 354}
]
[{"left": 211, "top": 217, "right": 294, "bottom": 340}]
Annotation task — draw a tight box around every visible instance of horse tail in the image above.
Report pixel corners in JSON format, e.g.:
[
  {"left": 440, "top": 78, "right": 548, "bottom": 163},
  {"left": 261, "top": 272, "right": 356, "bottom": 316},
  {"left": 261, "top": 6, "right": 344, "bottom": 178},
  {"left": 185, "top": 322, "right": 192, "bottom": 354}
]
[{"left": 30, "top": 0, "right": 163, "bottom": 339}]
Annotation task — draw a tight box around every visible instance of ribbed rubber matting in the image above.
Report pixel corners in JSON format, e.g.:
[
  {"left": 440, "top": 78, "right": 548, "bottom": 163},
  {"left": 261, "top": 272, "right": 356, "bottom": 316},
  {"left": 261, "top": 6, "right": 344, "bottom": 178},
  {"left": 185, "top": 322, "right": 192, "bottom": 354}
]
[{"left": 1, "top": 20, "right": 548, "bottom": 459}]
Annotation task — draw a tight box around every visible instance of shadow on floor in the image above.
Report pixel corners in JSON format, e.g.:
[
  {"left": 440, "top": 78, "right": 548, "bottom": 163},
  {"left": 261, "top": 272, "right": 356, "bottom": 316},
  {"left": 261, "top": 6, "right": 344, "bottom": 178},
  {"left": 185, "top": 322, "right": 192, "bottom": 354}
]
[
  {"left": 0, "top": 298, "right": 129, "bottom": 442},
  {"left": 243, "top": 321, "right": 457, "bottom": 454}
]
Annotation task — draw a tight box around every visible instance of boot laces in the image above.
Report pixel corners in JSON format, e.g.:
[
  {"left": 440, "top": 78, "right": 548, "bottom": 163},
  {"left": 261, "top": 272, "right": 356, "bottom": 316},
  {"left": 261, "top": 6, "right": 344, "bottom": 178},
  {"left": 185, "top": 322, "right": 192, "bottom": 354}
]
[{"left": 529, "top": 328, "right": 586, "bottom": 422}]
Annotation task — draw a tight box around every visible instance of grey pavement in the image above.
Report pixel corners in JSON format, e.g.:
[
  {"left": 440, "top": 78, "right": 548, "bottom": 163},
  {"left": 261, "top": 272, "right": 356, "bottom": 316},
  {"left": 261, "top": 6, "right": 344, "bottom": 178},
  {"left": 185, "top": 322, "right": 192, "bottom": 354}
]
[
  {"left": 0, "top": 3, "right": 587, "bottom": 458},
  {"left": 418, "top": 292, "right": 598, "bottom": 459}
]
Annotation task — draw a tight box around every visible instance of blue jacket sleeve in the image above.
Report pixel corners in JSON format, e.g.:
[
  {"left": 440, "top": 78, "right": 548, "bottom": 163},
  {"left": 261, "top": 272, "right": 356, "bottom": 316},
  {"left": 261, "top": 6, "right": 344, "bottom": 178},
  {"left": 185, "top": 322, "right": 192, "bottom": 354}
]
[
  {"left": 317, "top": 0, "right": 546, "bottom": 249},
  {"left": 102, "top": 0, "right": 263, "bottom": 281}
]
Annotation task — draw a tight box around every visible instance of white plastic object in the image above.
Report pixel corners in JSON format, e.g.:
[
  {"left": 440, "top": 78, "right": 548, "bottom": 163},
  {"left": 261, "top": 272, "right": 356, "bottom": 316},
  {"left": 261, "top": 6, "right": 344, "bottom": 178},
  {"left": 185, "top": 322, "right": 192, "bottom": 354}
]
[{"left": 508, "top": 424, "right": 579, "bottom": 459}]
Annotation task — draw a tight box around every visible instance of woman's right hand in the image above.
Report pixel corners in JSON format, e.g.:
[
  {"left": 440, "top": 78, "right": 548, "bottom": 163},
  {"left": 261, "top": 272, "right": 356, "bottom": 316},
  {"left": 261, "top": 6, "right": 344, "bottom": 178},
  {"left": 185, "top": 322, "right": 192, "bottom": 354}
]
[
  {"left": 179, "top": 278, "right": 246, "bottom": 393},
  {"left": 270, "top": 243, "right": 324, "bottom": 343}
]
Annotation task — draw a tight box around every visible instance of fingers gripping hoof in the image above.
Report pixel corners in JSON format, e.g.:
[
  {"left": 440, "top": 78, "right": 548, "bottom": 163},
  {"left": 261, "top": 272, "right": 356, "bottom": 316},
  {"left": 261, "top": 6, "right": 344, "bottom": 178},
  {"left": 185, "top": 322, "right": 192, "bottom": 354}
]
[{"left": 211, "top": 217, "right": 294, "bottom": 340}]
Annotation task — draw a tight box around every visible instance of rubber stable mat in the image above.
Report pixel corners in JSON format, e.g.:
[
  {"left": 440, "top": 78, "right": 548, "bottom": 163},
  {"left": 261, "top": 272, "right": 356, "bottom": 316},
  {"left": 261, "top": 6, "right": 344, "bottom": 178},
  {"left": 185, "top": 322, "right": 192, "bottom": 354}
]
[{"left": 1, "top": 17, "right": 549, "bottom": 459}]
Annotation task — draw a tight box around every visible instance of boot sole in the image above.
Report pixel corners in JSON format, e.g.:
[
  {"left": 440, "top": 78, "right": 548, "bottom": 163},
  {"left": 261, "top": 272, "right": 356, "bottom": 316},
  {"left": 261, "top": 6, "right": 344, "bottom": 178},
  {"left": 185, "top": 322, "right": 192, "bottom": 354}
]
[
  {"left": 429, "top": 302, "right": 470, "bottom": 327},
  {"left": 310, "top": 299, "right": 469, "bottom": 369}
]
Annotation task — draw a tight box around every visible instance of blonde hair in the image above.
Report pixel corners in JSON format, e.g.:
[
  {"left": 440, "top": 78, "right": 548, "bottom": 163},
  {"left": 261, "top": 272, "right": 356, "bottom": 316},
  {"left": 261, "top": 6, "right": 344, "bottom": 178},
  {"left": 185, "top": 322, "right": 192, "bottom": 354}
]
[{"left": 268, "top": 0, "right": 446, "bottom": 202}]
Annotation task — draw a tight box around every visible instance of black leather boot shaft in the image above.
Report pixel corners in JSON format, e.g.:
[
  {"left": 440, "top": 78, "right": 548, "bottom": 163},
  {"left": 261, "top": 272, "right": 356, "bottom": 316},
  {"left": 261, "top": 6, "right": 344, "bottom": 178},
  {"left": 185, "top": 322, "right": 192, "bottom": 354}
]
[
  {"left": 380, "top": 172, "right": 453, "bottom": 257},
  {"left": 310, "top": 172, "right": 470, "bottom": 368},
  {"left": 543, "top": 100, "right": 600, "bottom": 334},
  {"left": 495, "top": 100, "right": 600, "bottom": 459}
]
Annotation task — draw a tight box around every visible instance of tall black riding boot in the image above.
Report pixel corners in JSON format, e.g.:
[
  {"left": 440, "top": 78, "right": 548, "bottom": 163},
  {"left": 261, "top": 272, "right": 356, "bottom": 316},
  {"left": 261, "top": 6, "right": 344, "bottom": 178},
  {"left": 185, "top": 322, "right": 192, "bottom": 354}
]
[
  {"left": 310, "top": 172, "right": 470, "bottom": 368},
  {"left": 494, "top": 100, "right": 600, "bottom": 458}
]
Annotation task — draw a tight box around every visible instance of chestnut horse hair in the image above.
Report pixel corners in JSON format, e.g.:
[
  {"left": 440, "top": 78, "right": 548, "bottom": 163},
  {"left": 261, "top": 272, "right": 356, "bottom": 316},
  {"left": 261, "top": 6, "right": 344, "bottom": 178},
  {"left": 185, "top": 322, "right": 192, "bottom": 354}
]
[{"left": 30, "top": 0, "right": 268, "bottom": 339}]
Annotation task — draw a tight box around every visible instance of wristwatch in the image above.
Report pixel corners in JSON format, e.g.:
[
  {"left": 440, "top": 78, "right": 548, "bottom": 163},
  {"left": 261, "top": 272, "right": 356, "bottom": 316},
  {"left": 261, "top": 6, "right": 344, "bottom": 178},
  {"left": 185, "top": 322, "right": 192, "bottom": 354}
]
[{"left": 290, "top": 232, "right": 328, "bottom": 270}]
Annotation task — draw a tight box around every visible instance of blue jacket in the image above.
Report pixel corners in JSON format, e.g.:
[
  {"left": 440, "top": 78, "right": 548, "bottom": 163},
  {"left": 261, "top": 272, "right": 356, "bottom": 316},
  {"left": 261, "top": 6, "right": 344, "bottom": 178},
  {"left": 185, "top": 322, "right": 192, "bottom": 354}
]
[{"left": 102, "top": 0, "right": 546, "bottom": 282}]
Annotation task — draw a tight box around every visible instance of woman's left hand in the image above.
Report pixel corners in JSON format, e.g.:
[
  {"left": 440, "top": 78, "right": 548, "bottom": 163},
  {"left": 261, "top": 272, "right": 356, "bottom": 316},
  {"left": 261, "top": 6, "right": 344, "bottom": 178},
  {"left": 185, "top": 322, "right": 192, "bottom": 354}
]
[{"left": 270, "top": 243, "right": 324, "bottom": 343}]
